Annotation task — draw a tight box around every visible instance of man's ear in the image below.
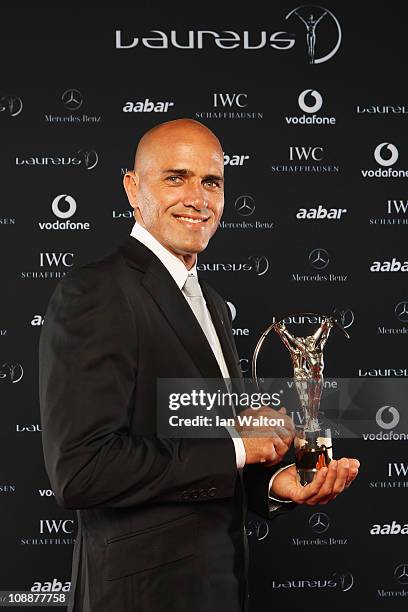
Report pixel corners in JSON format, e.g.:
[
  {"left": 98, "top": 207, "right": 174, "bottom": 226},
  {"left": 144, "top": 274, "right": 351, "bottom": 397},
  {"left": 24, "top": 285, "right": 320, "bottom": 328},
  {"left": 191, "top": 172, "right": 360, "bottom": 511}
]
[{"left": 123, "top": 170, "right": 139, "bottom": 209}]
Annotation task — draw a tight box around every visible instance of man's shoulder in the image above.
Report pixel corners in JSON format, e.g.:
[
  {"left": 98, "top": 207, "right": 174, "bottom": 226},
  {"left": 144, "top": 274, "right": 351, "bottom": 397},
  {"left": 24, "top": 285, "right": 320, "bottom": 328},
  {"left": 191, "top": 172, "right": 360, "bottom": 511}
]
[
  {"left": 49, "top": 240, "right": 135, "bottom": 307},
  {"left": 60, "top": 252, "right": 118, "bottom": 291}
]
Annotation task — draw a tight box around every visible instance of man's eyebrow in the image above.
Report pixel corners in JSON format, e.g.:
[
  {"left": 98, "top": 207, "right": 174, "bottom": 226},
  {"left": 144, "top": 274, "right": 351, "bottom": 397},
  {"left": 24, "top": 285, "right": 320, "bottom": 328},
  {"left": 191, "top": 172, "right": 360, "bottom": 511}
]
[
  {"left": 162, "top": 168, "right": 193, "bottom": 176},
  {"left": 162, "top": 169, "right": 224, "bottom": 182},
  {"left": 203, "top": 174, "right": 224, "bottom": 183}
]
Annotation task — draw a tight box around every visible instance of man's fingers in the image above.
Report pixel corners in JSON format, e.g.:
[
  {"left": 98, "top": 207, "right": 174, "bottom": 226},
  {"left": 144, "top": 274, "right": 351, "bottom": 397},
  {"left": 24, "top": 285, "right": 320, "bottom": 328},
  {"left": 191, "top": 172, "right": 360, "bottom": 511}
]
[
  {"left": 305, "top": 458, "right": 353, "bottom": 504},
  {"left": 298, "top": 461, "right": 339, "bottom": 504},
  {"left": 271, "top": 434, "right": 289, "bottom": 460},
  {"left": 332, "top": 458, "right": 349, "bottom": 494},
  {"left": 344, "top": 458, "right": 360, "bottom": 487},
  {"left": 291, "top": 466, "right": 328, "bottom": 503}
]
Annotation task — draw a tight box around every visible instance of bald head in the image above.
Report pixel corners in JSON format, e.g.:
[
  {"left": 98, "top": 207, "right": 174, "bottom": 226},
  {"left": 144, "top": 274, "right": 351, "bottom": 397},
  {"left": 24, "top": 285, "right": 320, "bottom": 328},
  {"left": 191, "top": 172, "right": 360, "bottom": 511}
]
[
  {"left": 123, "top": 117, "right": 225, "bottom": 269},
  {"left": 133, "top": 118, "right": 223, "bottom": 173}
]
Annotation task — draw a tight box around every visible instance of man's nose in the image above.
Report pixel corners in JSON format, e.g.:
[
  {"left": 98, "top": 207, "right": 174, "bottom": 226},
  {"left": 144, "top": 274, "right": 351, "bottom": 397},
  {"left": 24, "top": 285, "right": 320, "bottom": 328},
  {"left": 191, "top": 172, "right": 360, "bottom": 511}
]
[{"left": 182, "top": 182, "right": 208, "bottom": 209}]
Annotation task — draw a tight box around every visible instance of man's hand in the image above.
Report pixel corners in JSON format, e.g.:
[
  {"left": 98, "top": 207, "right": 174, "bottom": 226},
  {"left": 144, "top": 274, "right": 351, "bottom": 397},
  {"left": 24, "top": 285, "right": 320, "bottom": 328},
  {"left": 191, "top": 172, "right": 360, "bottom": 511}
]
[
  {"left": 270, "top": 458, "right": 360, "bottom": 505},
  {"left": 235, "top": 407, "right": 295, "bottom": 466}
]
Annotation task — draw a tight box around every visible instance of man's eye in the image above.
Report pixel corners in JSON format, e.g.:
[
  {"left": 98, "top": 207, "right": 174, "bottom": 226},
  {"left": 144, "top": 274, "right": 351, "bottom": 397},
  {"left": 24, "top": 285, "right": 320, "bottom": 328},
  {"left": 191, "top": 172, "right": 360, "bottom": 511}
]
[
  {"left": 166, "top": 176, "right": 182, "bottom": 184},
  {"left": 204, "top": 180, "right": 221, "bottom": 188}
]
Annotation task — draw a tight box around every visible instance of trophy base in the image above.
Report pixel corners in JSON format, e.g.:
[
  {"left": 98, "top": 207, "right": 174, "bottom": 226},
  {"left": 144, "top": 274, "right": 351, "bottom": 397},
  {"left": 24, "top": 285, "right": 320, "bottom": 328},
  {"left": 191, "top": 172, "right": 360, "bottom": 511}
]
[
  {"left": 297, "top": 468, "right": 320, "bottom": 486},
  {"left": 294, "top": 429, "right": 332, "bottom": 487}
]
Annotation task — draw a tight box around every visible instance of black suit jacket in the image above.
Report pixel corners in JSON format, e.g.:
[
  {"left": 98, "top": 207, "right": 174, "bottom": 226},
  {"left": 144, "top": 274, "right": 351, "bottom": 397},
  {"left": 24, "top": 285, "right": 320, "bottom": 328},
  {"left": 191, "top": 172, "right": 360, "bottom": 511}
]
[{"left": 39, "top": 236, "right": 293, "bottom": 612}]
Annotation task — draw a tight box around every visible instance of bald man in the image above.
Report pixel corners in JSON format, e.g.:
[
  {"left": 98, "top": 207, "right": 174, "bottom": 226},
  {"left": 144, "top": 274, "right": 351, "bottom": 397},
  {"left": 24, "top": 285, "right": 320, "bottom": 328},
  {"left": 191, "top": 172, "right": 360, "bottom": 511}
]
[{"left": 39, "top": 119, "right": 359, "bottom": 612}]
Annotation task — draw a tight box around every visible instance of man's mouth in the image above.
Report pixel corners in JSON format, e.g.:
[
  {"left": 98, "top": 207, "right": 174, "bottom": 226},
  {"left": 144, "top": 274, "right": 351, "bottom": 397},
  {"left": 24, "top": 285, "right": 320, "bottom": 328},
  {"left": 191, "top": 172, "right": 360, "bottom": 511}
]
[{"left": 173, "top": 214, "right": 209, "bottom": 224}]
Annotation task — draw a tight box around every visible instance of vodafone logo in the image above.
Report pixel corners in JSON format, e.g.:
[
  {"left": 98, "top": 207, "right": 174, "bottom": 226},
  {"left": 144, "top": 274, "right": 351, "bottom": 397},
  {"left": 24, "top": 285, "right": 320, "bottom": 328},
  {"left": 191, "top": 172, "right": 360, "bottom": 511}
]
[
  {"left": 298, "top": 89, "right": 323, "bottom": 114},
  {"left": 374, "top": 143, "right": 399, "bottom": 167},
  {"left": 51, "top": 194, "right": 77, "bottom": 219},
  {"left": 376, "top": 406, "right": 400, "bottom": 430}
]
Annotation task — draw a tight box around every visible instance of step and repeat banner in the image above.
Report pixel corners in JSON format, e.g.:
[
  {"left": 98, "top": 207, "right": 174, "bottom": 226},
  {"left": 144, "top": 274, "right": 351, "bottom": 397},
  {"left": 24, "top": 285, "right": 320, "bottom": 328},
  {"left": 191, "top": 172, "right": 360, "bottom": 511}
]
[{"left": 1, "top": 2, "right": 407, "bottom": 610}]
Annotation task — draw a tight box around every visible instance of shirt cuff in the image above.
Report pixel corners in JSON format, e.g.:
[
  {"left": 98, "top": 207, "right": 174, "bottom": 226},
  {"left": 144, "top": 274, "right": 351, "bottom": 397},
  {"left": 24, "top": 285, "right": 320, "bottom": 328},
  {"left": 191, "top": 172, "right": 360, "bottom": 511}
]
[
  {"left": 268, "top": 463, "right": 295, "bottom": 503},
  {"left": 225, "top": 426, "right": 246, "bottom": 469}
]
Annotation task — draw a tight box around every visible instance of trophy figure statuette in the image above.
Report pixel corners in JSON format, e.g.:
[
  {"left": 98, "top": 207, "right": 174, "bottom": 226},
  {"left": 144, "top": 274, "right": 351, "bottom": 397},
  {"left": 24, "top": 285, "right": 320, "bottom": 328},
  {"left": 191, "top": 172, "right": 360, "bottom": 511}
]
[{"left": 252, "top": 313, "right": 349, "bottom": 486}]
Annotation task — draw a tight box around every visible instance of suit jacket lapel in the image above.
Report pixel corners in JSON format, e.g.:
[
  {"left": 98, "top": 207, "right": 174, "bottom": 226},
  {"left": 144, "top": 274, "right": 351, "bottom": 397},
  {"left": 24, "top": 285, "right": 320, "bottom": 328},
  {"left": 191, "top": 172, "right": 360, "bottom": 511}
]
[
  {"left": 119, "top": 237, "right": 223, "bottom": 380},
  {"left": 143, "top": 259, "right": 226, "bottom": 381},
  {"left": 201, "top": 283, "right": 242, "bottom": 382},
  {"left": 119, "top": 236, "right": 240, "bottom": 387}
]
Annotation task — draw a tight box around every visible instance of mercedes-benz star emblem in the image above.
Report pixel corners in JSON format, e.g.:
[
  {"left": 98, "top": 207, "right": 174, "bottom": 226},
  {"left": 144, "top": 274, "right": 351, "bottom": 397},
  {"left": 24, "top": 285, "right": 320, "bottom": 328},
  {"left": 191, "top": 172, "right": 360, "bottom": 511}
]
[
  {"left": 394, "top": 564, "right": 408, "bottom": 585},
  {"left": 309, "top": 512, "right": 330, "bottom": 533},
  {"left": 309, "top": 248, "right": 330, "bottom": 270},
  {"left": 395, "top": 301, "right": 408, "bottom": 323},
  {"left": 61, "top": 89, "right": 83, "bottom": 111},
  {"left": 234, "top": 195, "right": 256, "bottom": 217}
]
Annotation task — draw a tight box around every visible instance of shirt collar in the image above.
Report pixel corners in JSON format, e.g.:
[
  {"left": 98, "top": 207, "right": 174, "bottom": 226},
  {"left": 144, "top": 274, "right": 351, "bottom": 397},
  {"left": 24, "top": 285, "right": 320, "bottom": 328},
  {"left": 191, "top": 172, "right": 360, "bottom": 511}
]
[{"left": 130, "top": 221, "right": 197, "bottom": 289}]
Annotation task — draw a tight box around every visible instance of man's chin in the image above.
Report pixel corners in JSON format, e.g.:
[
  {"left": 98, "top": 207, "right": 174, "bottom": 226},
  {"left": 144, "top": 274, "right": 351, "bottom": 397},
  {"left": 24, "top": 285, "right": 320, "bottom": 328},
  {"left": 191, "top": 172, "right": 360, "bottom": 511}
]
[{"left": 171, "top": 238, "right": 210, "bottom": 257}]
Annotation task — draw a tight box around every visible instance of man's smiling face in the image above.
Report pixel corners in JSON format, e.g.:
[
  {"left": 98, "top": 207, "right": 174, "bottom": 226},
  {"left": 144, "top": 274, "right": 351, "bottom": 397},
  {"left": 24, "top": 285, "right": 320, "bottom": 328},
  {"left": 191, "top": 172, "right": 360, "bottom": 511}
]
[{"left": 124, "top": 119, "right": 225, "bottom": 268}]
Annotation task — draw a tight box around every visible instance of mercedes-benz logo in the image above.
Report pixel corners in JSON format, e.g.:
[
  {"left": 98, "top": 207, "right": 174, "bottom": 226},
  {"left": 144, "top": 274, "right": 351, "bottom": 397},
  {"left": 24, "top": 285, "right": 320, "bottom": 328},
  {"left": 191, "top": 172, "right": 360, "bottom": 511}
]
[
  {"left": 332, "top": 308, "right": 354, "bottom": 329},
  {"left": 234, "top": 195, "right": 255, "bottom": 217},
  {"left": 309, "top": 512, "right": 330, "bottom": 533},
  {"left": 394, "top": 564, "right": 408, "bottom": 585},
  {"left": 395, "top": 301, "right": 408, "bottom": 323},
  {"left": 309, "top": 248, "right": 329, "bottom": 270},
  {"left": 61, "top": 89, "right": 83, "bottom": 111},
  {"left": 0, "top": 95, "right": 23, "bottom": 117},
  {"left": 245, "top": 519, "right": 270, "bottom": 541},
  {"left": 376, "top": 405, "right": 400, "bottom": 430}
]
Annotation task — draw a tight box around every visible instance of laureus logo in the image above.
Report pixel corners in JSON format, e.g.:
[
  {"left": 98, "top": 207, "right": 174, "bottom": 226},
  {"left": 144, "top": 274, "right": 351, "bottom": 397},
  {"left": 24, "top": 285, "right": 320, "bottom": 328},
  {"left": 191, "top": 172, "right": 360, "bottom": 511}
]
[
  {"left": 245, "top": 518, "right": 270, "bottom": 541},
  {"left": 0, "top": 95, "right": 23, "bottom": 117},
  {"left": 116, "top": 5, "right": 341, "bottom": 65},
  {"left": 332, "top": 308, "right": 354, "bottom": 329},
  {"left": 249, "top": 256, "right": 269, "bottom": 276},
  {"left": 0, "top": 363, "right": 24, "bottom": 383},
  {"left": 285, "top": 5, "right": 342, "bottom": 65}
]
